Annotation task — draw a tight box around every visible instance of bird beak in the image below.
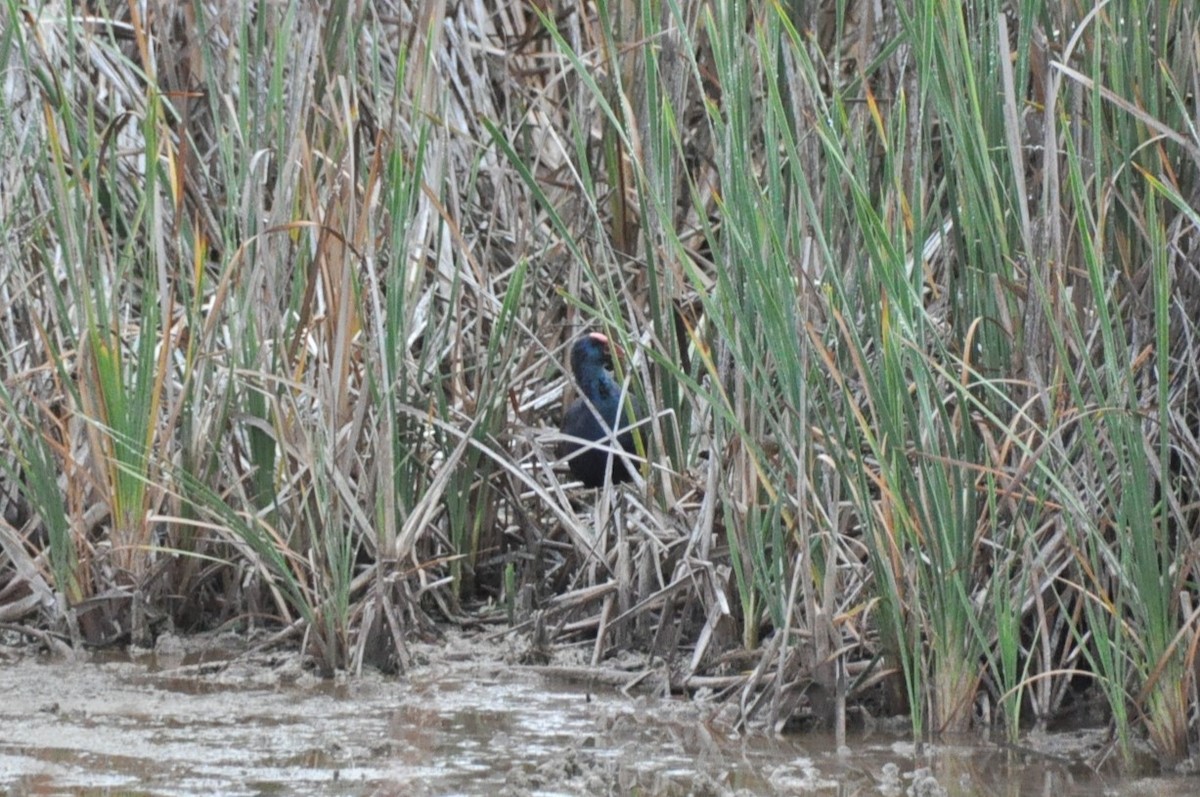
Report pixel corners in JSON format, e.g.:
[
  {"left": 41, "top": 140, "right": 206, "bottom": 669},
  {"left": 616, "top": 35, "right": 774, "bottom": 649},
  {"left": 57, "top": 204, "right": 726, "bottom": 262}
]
[{"left": 587, "top": 331, "right": 625, "bottom": 362}]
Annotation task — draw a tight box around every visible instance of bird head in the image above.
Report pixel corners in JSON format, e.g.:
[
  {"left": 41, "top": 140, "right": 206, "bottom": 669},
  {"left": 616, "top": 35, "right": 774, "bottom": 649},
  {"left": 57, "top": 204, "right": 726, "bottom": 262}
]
[{"left": 570, "top": 332, "right": 621, "bottom": 378}]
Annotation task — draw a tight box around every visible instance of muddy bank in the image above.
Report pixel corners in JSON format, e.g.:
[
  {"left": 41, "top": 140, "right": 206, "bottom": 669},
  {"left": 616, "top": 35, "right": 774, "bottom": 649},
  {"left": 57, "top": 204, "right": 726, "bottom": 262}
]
[{"left": 0, "top": 631, "right": 1197, "bottom": 796}]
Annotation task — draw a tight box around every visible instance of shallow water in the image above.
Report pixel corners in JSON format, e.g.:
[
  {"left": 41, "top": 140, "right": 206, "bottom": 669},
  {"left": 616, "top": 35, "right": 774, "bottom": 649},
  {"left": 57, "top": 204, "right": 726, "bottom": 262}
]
[{"left": 0, "top": 638, "right": 1196, "bottom": 796}]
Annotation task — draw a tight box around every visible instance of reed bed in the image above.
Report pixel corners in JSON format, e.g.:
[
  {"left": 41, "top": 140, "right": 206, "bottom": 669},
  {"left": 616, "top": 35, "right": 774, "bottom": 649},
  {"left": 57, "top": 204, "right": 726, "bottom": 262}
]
[{"left": 2, "top": 0, "right": 1199, "bottom": 767}]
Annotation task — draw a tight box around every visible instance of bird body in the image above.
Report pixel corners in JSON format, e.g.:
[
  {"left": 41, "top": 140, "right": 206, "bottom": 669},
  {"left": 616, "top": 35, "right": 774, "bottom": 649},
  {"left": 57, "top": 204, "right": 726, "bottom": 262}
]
[{"left": 558, "top": 333, "right": 642, "bottom": 487}]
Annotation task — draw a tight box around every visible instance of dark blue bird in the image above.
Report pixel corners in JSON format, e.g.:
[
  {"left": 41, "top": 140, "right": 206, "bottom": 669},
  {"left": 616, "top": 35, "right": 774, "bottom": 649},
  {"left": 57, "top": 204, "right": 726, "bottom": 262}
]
[{"left": 558, "top": 333, "right": 642, "bottom": 487}]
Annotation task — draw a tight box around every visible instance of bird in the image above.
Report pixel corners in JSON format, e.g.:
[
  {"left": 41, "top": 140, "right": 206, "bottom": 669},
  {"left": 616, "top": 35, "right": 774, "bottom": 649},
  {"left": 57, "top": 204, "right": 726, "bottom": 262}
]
[{"left": 557, "top": 332, "right": 643, "bottom": 487}]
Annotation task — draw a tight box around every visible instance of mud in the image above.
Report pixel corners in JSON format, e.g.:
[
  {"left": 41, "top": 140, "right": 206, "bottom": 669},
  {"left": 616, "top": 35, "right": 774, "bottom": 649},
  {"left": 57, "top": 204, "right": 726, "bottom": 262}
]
[{"left": 0, "top": 631, "right": 1197, "bottom": 796}]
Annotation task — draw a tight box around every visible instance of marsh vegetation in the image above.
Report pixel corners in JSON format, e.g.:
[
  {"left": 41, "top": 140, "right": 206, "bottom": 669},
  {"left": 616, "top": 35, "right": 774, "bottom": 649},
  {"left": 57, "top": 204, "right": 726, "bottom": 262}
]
[{"left": 2, "top": 0, "right": 1199, "bottom": 771}]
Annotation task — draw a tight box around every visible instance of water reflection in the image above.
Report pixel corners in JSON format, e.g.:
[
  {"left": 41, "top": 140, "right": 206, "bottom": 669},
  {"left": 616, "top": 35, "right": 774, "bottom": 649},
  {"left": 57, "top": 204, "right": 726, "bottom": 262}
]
[{"left": 0, "top": 643, "right": 1195, "bottom": 796}]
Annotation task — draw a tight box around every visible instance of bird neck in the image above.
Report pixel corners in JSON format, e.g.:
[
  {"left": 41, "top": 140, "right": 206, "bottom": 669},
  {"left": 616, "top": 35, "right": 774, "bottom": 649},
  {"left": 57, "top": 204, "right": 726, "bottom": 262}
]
[{"left": 584, "top": 370, "right": 618, "bottom": 403}]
